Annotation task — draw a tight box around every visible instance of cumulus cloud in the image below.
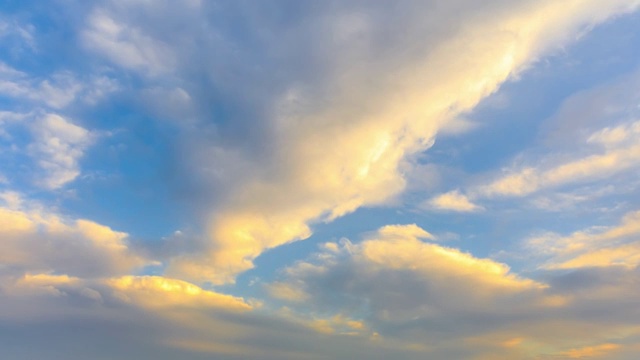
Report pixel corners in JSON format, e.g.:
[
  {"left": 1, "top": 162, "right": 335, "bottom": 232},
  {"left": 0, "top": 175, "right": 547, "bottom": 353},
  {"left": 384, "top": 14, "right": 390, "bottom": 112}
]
[
  {"left": 425, "top": 190, "right": 483, "bottom": 212},
  {"left": 0, "top": 270, "right": 448, "bottom": 360},
  {"left": 430, "top": 110, "right": 640, "bottom": 212},
  {"left": 106, "top": 275, "right": 251, "bottom": 311},
  {"left": 83, "top": 9, "right": 176, "bottom": 74},
  {"left": 560, "top": 343, "right": 621, "bottom": 358},
  {"left": 0, "top": 60, "right": 119, "bottom": 189},
  {"left": 1, "top": 2, "right": 640, "bottom": 359},
  {"left": 264, "top": 224, "right": 640, "bottom": 358},
  {"left": 480, "top": 135, "right": 640, "bottom": 198},
  {"left": 269, "top": 225, "right": 544, "bottom": 329},
  {"left": 6, "top": 60, "right": 118, "bottom": 110},
  {"left": 0, "top": 197, "right": 146, "bottom": 277},
  {"left": 0, "top": 17, "right": 36, "bottom": 52}
]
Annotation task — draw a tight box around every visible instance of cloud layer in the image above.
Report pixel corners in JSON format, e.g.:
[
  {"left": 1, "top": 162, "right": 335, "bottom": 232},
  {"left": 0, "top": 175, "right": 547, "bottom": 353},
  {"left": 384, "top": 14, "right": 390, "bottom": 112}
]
[{"left": 1, "top": 1, "right": 640, "bottom": 359}]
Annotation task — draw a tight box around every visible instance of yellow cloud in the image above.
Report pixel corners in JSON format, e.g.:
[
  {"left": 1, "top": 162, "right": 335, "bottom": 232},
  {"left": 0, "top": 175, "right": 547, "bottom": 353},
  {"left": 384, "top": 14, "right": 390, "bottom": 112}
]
[
  {"left": 17, "top": 273, "right": 80, "bottom": 286},
  {"left": 560, "top": 343, "right": 620, "bottom": 358},
  {"left": 106, "top": 276, "right": 251, "bottom": 311},
  {"left": 0, "top": 207, "right": 35, "bottom": 233},
  {"left": 271, "top": 223, "right": 545, "bottom": 327},
  {"left": 359, "top": 226, "right": 542, "bottom": 292},
  {"left": 0, "top": 204, "right": 146, "bottom": 277}
]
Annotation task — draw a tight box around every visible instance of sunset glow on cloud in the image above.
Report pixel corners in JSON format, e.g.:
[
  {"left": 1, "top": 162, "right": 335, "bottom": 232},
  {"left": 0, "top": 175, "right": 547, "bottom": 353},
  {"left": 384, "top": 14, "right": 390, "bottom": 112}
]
[{"left": 2, "top": 1, "right": 640, "bottom": 359}]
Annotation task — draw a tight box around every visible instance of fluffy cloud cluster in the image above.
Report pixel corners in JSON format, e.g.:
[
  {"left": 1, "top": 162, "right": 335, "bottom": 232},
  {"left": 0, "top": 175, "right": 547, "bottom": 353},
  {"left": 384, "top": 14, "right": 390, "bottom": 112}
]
[{"left": 0, "top": 193, "right": 145, "bottom": 277}]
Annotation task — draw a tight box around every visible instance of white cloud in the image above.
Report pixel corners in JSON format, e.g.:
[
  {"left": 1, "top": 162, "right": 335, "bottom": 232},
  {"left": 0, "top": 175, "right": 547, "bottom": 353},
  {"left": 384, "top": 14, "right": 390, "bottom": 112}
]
[
  {"left": 272, "top": 225, "right": 543, "bottom": 322},
  {"left": 480, "top": 136, "right": 640, "bottom": 198},
  {"left": 0, "top": 200, "right": 146, "bottom": 277},
  {"left": 28, "top": 114, "right": 94, "bottom": 189}
]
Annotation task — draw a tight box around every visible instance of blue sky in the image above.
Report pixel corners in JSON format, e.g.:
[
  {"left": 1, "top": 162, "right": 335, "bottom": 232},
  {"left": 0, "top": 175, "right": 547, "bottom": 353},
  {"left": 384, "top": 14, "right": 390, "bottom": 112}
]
[{"left": 2, "top": 1, "right": 640, "bottom": 359}]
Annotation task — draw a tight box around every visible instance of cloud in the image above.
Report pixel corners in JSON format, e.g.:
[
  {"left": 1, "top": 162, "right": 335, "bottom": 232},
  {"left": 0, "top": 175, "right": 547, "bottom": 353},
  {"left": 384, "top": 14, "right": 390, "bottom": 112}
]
[
  {"left": 0, "top": 17, "right": 36, "bottom": 52},
  {"left": 525, "top": 210, "right": 640, "bottom": 269},
  {"left": 28, "top": 114, "right": 95, "bottom": 189},
  {"left": 486, "top": 71, "right": 640, "bottom": 198},
  {"left": 0, "top": 63, "right": 85, "bottom": 109},
  {"left": 270, "top": 224, "right": 543, "bottom": 326},
  {"left": 106, "top": 275, "right": 251, "bottom": 311},
  {"left": 0, "top": 62, "right": 119, "bottom": 189},
  {"left": 425, "top": 190, "right": 483, "bottom": 212},
  {"left": 426, "top": 114, "right": 640, "bottom": 212},
  {"left": 0, "top": 197, "right": 146, "bottom": 277}
]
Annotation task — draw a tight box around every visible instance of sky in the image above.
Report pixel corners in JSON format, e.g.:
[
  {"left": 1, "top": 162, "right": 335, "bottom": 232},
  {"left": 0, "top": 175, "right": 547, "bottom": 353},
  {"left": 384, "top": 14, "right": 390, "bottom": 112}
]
[{"left": 1, "top": 1, "right": 640, "bottom": 359}]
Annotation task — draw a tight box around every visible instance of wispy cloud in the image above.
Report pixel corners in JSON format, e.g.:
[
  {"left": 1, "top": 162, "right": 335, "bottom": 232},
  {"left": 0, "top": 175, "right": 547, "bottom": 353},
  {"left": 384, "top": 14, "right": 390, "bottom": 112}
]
[
  {"left": 526, "top": 210, "right": 640, "bottom": 269},
  {"left": 430, "top": 70, "right": 640, "bottom": 212}
]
